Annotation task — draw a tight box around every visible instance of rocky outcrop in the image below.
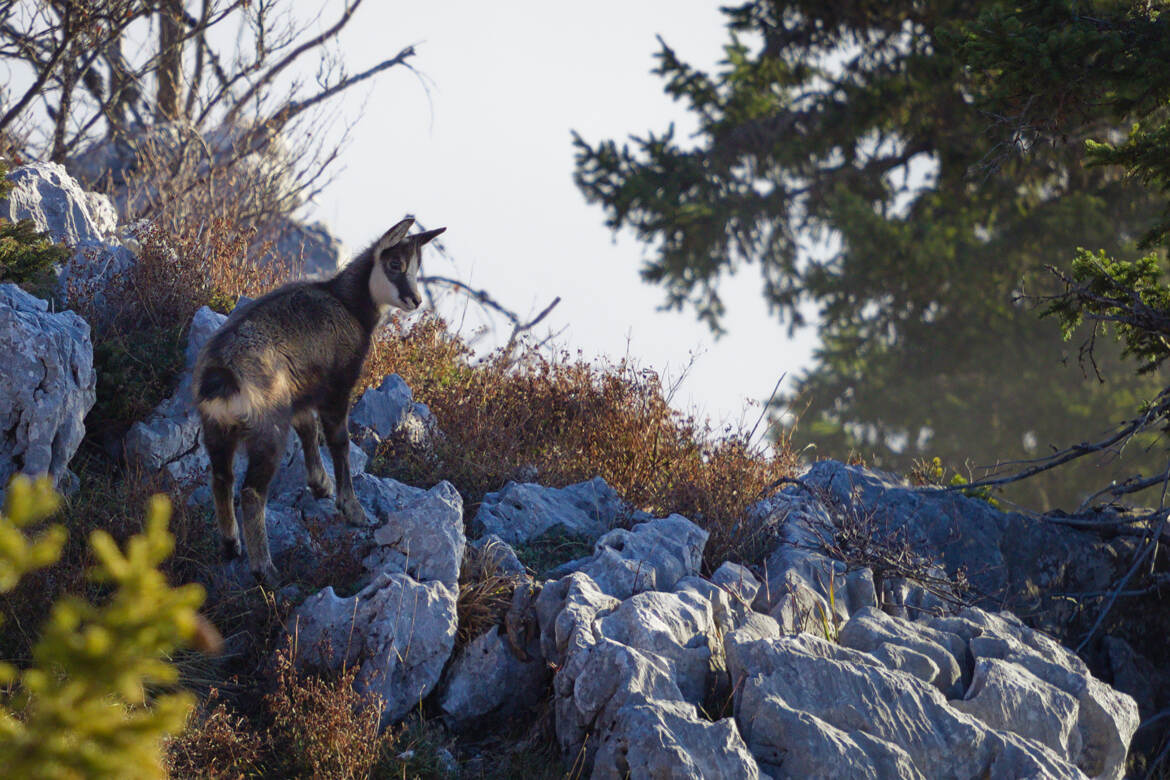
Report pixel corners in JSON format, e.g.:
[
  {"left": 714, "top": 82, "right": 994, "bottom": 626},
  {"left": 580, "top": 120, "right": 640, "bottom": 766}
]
[
  {"left": 348, "top": 373, "right": 437, "bottom": 457},
  {"left": 116, "top": 337, "right": 1144, "bottom": 777},
  {"left": 751, "top": 461, "right": 1132, "bottom": 639},
  {"left": 288, "top": 479, "right": 464, "bottom": 725},
  {"left": 0, "top": 162, "right": 135, "bottom": 307},
  {"left": 519, "top": 494, "right": 1138, "bottom": 778},
  {"left": 0, "top": 284, "right": 95, "bottom": 493},
  {"left": 472, "top": 476, "right": 633, "bottom": 545}
]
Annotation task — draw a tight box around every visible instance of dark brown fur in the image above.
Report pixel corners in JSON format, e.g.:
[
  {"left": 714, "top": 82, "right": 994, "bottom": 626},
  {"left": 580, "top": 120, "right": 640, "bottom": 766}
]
[{"left": 193, "top": 217, "right": 445, "bottom": 585}]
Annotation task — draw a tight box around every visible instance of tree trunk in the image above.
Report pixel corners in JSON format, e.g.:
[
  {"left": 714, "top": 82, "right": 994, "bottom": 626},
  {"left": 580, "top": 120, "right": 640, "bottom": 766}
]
[{"left": 156, "top": 0, "right": 184, "bottom": 120}]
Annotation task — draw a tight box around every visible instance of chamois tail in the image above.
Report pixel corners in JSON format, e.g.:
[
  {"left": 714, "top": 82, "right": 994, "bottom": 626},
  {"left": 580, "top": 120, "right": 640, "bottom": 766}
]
[{"left": 198, "top": 366, "right": 240, "bottom": 402}]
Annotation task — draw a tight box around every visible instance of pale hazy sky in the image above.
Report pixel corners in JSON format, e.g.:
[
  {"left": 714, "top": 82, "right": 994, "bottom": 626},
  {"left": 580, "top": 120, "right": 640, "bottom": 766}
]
[{"left": 308, "top": 1, "right": 819, "bottom": 431}]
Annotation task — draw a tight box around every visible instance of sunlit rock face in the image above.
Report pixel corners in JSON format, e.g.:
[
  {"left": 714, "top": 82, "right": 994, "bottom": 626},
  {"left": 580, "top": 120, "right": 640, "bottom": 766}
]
[{"left": 0, "top": 283, "right": 95, "bottom": 494}]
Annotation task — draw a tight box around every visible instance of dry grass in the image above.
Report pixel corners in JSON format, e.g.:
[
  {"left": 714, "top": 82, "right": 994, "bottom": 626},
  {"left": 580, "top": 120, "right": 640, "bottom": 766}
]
[
  {"left": 456, "top": 551, "right": 522, "bottom": 653},
  {"left": 363, "top": 315, "right": 799, "bottom": 570},
  {"left": 167, "top": 647, "right": 407, "bottom": 780},
  {"left": 165, "top": 690, "right": 266, "bottom": 779}
]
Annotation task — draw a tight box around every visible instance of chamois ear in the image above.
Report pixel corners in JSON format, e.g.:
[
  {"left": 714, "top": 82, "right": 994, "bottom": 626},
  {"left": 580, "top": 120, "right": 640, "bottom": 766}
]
[
  {"left": 377, "top": 217, "right": 415, "bottom": 252},
  {"left": 413, "top": 227, "right": 446, "bottom": 246}
]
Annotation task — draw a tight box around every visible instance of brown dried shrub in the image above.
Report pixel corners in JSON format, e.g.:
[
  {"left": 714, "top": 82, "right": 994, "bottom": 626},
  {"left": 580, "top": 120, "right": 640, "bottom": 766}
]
[
  {"left": 263, "top": 647, "right": 391, "bottom": 780},
  {"left": 166, "top": 690, "right": 265, "bottom": 779},
  {"left": 362, "top": 314, "right": 799, "bottom": 570}
]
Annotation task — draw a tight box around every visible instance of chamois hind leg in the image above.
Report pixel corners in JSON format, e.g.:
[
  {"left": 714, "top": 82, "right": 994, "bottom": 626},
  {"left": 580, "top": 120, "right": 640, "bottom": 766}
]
[
  {"left": 240, "top": 421, "right": 287, "bottom": 588},
  {"left": 320, "top": 401, "right": 369, "bottom": 526},
  {"left": 202, "top": 417, "right": 241, "bottom": 561},
  {"left": 292, "top": 409, "right": 333, "bottom": 498}
]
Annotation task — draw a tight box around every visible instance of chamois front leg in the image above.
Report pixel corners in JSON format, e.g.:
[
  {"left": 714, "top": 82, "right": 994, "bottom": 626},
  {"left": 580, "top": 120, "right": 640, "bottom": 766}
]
[
  {"left": 321, "top": 403, "right": 370, "bottom": 526},
  {"left": 292, "top": 409, "right": 333, "bottom": 499}
]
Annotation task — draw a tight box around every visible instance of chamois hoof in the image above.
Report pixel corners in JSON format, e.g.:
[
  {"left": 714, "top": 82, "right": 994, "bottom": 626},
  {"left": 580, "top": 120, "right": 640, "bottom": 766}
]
[
  {"left": 337, "top": 496, "right": 372, "bottom": 527},
  {"left": 308, "top": 476, "right": 334, "bottom": 500},
  {"left": 222, "top": 537, "right": 242, "bottom": 561},
  {"left": 252, "top": 563, "right": 281, "bottom": 590}
]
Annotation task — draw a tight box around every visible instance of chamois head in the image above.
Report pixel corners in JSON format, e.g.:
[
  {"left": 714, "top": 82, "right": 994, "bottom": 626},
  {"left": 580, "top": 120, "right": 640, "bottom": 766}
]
[{"left": 369, "top": 217, "right": 446, "bottom": 314}]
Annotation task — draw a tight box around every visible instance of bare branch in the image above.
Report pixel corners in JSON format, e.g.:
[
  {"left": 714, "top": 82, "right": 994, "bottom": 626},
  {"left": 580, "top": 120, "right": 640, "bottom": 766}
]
[
  {"left": 222, "top": 0, "right": 364, "bottom": 128},
  {"left": 421, "top": 273, "right": 563, "bottom": 360},
  {"left": 261, "top": 45, "right": 416, "bottom": 135},
  {"left": 1075, "top": 524, "right": 1163, "bottom": 652},
  {"left": 0, "top": 13, "right": 71, "bottom": 133}
]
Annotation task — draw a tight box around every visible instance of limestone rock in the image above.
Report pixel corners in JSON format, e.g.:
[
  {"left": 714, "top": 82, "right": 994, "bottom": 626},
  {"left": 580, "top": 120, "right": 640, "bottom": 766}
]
[
  {"left": 0, "top": 284, "right": 95, "bottom": 492},
  {"left": 437, "top": 625, "right": 549, "bottom": 731},
  {"left": 728, "top": 632, "right": 1085, "bottom": 779},
  {"left": 0, "top": 162, "right": 135, "bottom": 307},
  {"left": 574, "top": 513, "right": 708, "bottom": 600},
  {"left": 364, "top": 480, "right": 464, "bottom": 586},
  {"left": 289, "top": 571, "right": 457, "bottom": 725},
  {"left": 473, "top": 476, "right": 629, "bottom": 545},
  {"left": 349, "top": 373, "right": 437, "bottom": 456}
]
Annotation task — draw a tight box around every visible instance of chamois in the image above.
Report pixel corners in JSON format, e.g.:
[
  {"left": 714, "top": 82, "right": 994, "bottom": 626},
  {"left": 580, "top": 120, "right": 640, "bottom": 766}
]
[{"left": 193, "top": 217, "right": 445, "bottom": 586}]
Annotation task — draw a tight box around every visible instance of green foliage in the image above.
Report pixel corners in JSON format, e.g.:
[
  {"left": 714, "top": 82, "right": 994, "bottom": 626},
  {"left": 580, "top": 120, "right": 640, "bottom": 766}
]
[
  {"left": 573, "top": 0, "right": 1170, "bottom": 509},
  {"left": 0, "top": 160, "right": 68, "bottom": 292},
  {"left": 0, "top": 475, "right": 204, "bottom": 779},
  {"left": 89, "top": 323, "right": 187, "bottom": 438},
  {"left": 910, "top": 456, "right": 1000, "bottom": 507},
  {"left": 1044, "top": 249, "right": 1170, "bottom": 372}
]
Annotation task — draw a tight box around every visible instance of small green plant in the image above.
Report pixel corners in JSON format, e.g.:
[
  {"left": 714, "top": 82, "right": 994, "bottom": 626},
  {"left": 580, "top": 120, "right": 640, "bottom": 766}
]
[
  {"left": 814, "top": 569, "right": 839, "bottom": 643},
  {"left": 0, "top": 160, "right": 68, "bottom": 294},
  {"left": 910, "top": 456, "right": 1000, "bottom": 508},
  {"left": 0, "top": 475, "right": 207, "bottom": 779},
  {"left": 513, "top": 531, "right": 595, "bottom": 579}
]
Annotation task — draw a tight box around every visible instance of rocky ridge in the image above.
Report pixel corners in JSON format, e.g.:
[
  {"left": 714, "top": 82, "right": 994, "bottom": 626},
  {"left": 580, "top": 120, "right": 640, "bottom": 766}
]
[{"left": 0, "top": 160, "right": 1158, "bottom": 778}]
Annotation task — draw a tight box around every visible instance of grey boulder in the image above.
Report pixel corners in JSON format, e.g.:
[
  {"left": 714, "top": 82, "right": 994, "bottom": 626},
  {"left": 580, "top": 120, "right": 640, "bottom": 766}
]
[
  {"left": 437, "top": 625, "right": 549, "bottom": 732},
  {"left": 0, "top": 284, "right": 95, "bottom": 492},
  {"left": 289, "top": 571, "right": 457, "bottom": 726},
  {"left": 0, "top": 162, "right": 135, "bottom": 307},
  {"left": 473, "top": 476, "right": 630, "bottom": 545}
]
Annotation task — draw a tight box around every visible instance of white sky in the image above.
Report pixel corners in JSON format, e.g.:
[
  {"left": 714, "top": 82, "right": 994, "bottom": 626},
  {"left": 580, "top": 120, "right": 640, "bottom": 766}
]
[{"left": 306, "top": 1, "right": 819, "bottom": 431}]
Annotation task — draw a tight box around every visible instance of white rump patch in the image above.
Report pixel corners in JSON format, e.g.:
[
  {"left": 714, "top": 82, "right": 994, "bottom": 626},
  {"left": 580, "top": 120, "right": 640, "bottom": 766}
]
[
  {"left": 197, "top": 367, "right": 291, "bottom": 426},
  {"left": 199, "top": 394, "right": 255, "bottom": 426}
]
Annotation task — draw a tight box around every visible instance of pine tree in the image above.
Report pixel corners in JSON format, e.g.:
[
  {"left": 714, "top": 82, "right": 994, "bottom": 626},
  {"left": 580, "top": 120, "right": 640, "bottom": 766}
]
[{"left": 573, "top": 0, "right": 1170, "bottom": 508}]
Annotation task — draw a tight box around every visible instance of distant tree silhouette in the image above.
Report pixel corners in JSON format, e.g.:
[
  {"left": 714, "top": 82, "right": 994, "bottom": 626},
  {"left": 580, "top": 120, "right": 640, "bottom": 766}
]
[{"left": 573, "top": 0, "right": 1170, "bottom": 510}]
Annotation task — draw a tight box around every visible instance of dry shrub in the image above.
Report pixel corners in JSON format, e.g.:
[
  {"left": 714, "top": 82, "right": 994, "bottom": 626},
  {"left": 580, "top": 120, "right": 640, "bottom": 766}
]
[
  {"left": 169, "top": 648, "right": 404, "bottom": 779},
  {"left": 100, "top": 216, "right": 287, "bottom": 332},
  {"left": 166, "top": 690, "right": 265, "bottom": 779},
  {"left": 363, "top": 315, "right": 799, "bottom": 570},
  {"left": 264, "top": 647, "right": 391, "bottom": 780}
]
